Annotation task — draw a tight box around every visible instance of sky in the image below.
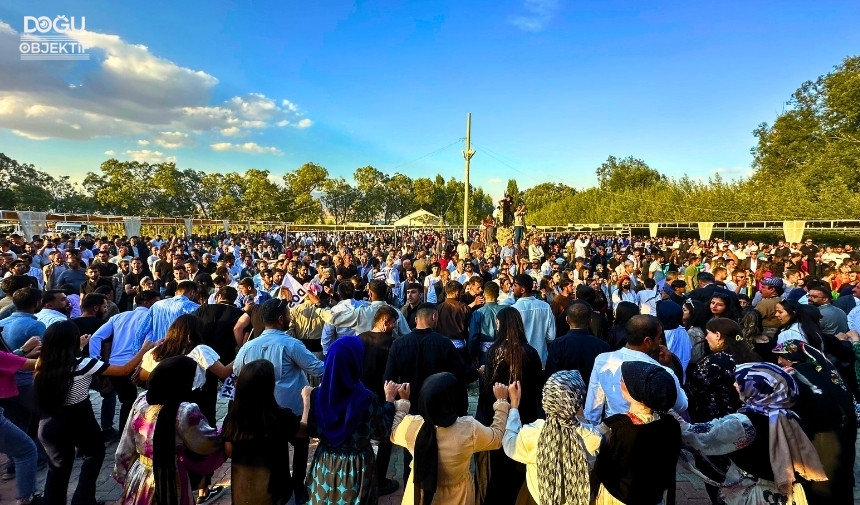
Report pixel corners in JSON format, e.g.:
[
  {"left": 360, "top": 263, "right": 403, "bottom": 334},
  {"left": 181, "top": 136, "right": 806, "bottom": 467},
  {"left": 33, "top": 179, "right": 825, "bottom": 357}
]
[{"left": 1, "top": 1, "right": 859, "bottom": 201}]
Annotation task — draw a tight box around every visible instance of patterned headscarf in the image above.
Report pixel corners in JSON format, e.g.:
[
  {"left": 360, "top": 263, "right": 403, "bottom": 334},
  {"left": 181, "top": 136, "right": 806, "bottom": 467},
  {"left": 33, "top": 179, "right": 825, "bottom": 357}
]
[
  {"left": 735, "top": 362, "right": 826, "bottom": 494},
  {"left": 536, "top": 370, "right": 590, "bottom": 505}
]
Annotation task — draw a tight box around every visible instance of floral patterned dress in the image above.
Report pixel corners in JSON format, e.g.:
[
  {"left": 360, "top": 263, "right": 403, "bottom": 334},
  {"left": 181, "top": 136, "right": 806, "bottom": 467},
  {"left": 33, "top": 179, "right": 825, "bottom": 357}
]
[
  {"left": 114, "top": 394, "right": 224, "bottom": 505},
  {"left": 685, "top": 351, "right": 741, "bottom": 423},
  {"left": 305, "top": 391, "right": 394, "bottom": 505}
]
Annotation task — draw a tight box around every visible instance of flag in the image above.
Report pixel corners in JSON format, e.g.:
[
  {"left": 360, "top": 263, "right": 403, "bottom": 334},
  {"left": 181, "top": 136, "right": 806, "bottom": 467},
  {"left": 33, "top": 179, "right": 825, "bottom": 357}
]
[{"left": 280, "top": 272, "right": 309, "bottom": 308}]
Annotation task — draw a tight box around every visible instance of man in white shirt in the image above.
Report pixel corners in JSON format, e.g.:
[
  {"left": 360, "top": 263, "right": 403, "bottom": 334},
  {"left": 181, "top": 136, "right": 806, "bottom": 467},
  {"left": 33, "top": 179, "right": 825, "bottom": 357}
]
[
  {"left": 512, "top": 274, "right": 556, "bottom": 365},
  {"left": 635, "top": 278, "right": 660, "bottom": 316},
  {"left": 584, "top": 314, "right": 688, "bottom": 423}
]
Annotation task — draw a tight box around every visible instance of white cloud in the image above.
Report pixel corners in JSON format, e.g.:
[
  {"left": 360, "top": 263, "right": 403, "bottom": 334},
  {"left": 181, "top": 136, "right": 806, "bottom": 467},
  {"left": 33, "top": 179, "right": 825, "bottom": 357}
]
[
  {"left": 137, "top": 139, "right": 150, "bottom": 146},
  {"left": 293, "top": 118, "right": 313, "bottom": 129},
  {"left": 0, "top": 20, "right": 312, "bottom": 145},
  {"left": 510, "top": 0, "right": 560, "bottom": 32},
  {"left": 276, "top": 120, "right": 290, "bottom": 127},
  {"left": 152, "top": 131, "right": 193, "bottom": 149},
  {"left": 104, "top": 149, "right": 116, "bottom": 156},
  {"left": 124, "top": 149, "right": 176, "bottom": 163},
  {"left": 488, "top": 178, "right": 502, "bottom": 183},
  {"left": 210, "top": 142, "right": 282, "bottom": 155}
]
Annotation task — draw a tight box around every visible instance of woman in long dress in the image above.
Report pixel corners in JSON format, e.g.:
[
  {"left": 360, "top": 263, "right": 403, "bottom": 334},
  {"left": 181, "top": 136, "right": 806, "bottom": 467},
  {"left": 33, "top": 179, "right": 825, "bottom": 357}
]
[
  {"left": 305, "top": 335, "right": 399, "bottom": 504},
  {"left": 114, "top": 355, "right": 224, "bottom": 505},
  {"left": 773, "top": 340, "right": 856, "bottom": 504},
  {"left": 392, "top": 372, "right": 510, "bottom": 505},
  {"left": 475, "top": 307, "right": 544, "bottom": 505},
  {"left": 678, "top": 362, "right": 827, "bottom": 505}
]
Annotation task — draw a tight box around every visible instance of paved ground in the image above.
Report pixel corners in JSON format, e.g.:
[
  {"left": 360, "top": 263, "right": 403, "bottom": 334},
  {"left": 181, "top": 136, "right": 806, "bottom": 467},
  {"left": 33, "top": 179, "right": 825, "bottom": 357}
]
[{"left": 1, "top": 390, "right": 858, "bottom": 505}]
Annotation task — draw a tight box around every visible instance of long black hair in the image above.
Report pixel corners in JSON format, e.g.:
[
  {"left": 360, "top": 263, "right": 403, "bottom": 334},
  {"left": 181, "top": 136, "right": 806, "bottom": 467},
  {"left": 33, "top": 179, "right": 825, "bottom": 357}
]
[
  {"left": 776, "top": 299, "right": 824, "bottom": 350},
  {"left": 705, "top": 318, "right": 760, "bottom": 364},
  {"left": 34, "top": 320, "right": 81, "bottom": 415},
  {"left": 222, "top": 359, "right": 285, "bottom": 441},
  {"left": 484, "top": 307, "right": 528, "bottom": 391}
]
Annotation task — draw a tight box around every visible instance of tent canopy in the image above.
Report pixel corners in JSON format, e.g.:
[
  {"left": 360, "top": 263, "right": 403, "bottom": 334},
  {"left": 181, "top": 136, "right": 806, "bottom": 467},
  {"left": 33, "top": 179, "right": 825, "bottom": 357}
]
[{"left": 392, "top": 209, "right": 443, "bottom": 227}]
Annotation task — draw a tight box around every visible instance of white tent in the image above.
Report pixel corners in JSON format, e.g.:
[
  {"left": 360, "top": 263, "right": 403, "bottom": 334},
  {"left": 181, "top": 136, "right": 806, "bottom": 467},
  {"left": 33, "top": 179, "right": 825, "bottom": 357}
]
[{"left": 393, "top": 209, "right": 443, "bottom": 227}]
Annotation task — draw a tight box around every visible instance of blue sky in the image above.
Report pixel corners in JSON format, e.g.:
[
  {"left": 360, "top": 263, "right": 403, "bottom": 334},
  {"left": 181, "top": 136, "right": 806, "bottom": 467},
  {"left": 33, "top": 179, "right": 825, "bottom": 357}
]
[{"left": 1, "top": 1, "right": 858, "bottom": 200}]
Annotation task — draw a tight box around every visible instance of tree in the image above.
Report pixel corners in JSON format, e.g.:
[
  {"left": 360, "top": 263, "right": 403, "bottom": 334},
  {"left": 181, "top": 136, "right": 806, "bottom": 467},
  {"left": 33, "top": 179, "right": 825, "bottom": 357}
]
[
  {"left": 353, "top": 166, "right": 388, "bottom": 223},
  {"left": 283, "top": 162, "right": 328, "bottom": 223},
  {"left": 321, "top": 177, "right": 360, "bottom": 224},
  {"left": 595, "top": 155, "right": 665, "bottom": 193},
  {"left": 505, "top": 179, "right": 520, "bottom": 203}
]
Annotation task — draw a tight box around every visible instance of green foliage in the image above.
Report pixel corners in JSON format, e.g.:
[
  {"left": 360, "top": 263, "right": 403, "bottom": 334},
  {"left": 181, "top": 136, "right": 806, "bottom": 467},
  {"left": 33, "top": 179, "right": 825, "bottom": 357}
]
[
  {"left": 0, "top": 153, "right": 92, "bottom": 212},
  {"left": 505, "top": 179, "right": 520, "bottom": 203},
  {"left": 595, "top": 155, "right": 665, "bottom": 193}
]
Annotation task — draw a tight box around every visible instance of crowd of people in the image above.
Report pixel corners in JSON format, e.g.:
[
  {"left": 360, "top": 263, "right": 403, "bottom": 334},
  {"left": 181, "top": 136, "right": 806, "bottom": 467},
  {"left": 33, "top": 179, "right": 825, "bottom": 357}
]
[{"left": 1, "top": 225, "right": 860, "bottom": 505}]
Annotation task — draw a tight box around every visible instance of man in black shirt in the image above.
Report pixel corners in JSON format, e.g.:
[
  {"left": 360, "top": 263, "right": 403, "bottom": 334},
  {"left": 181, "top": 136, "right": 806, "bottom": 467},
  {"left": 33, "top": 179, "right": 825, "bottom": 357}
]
[
  {"left": 80, "top": 264, "right": 113, "bottom": 297},
  {"left": 384, "top": 303, "right": 480, "bottom": 482},
  {"left": 545, "top": 301, "right": 610, "bottom": 381},
  {"left": 193, "top": 286, "right": 244, "bottom": 364},
  {"left": 358, "top": 305, "right": 399, "bottom": 495}
]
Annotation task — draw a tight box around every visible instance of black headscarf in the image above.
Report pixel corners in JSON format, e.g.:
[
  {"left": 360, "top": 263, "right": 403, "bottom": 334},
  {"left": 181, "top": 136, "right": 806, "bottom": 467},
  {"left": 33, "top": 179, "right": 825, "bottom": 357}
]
[
  {"left": 146, "top": 355, "right": 197, "bottom": 505},
  {"left": 413, "top": 372, "right": 466, "bottom": 505}
]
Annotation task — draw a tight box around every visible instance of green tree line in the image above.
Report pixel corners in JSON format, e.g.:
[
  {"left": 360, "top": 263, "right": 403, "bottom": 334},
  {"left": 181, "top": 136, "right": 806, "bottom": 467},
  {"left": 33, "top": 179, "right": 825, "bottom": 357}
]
[{"left": 2, "top": 55, "right": 859, "bottom": 225}]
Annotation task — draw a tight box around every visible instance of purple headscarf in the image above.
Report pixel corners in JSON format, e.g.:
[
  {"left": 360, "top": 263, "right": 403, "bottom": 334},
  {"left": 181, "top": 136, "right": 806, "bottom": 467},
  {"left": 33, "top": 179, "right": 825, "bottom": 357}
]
[{"left": 314, "top": 336, "right": 372, "bottom": 447}]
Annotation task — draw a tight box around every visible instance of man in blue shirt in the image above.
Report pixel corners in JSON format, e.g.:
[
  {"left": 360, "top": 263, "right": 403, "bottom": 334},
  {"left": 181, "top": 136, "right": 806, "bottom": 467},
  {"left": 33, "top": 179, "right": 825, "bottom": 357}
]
[
  {"left": 135, "top": 281, "right": 199, "bottom": 345},
  {"left": 233, "top": 298, "right": 324, "bottom": 502},
  {"left": 89, "top": 290, "right": 161, "bottom": 433},
  {"left": 511, "top": 273, "right": 556, "bottom": 365}
]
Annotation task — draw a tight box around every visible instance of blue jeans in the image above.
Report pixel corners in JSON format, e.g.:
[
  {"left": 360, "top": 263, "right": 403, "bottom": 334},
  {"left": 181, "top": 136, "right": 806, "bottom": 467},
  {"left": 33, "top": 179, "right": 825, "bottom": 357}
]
[
  {"left": 0, "top": 407, "right": 37, "bottom": 500},
  {"left": 514, "top": 226, "right": 525, "bottom": 244}
]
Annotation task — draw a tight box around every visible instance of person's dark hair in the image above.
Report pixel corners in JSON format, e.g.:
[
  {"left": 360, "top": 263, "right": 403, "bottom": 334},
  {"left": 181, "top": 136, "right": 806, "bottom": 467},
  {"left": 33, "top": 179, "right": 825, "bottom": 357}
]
[
  {"left": 405, "top": 282, "right": 423, "bottom": 294},
  {"left": 705, "top": 318, "right": 760, "bottom": 364},
  {"left": 485, "top": 307, "right": 528, "bottom": 390},
  {"left": 336, "top": 281, "right": 355, "bottom": 300},
  {"left": 444, "top": 280, "right": 463, "bottom": 297},
  {"left": 175, "top": 280, "right": 198, "bottom": 296},
  {"left": 238, "top": 277, "right": 255, "bottom": 288},
  {"left": 670, "top": 279, "right": 687, "bottom": 290},
  {"left": 41, "top": 289, "right": 65, "bottom": 307},
  {"left": 514, "top": 274, "right": 534, "bottom": 295},
  {"left": 684, "top": 299, "right": 711, "bottom": 332},
  {"left": 2, "top": 275, "right": 34, "bottom": 297},
  {"left": 483, "top": 281, "right": 500, "bottom": 300},
  {"left": 696, "top": 271, "right": 715, "bottom": 284},
  {"left": 565, "top": 300, "right": 592, "bottom": 329},
  {"left": 81, "top": 293, "right": 107, "bottom": 312},
  {"left": 367, "top": 278, "right": 388, "bottom": 300},
  {"left": 12, "top": 287, "right": 41, "bottom": 311},
  {"left": 415, "top": 302, "right": 438, "bottom": 321},
  {"left": 34, "top": 320, "right": 81, "bottom": 415},
  {"left": 216, "top": 285, "right": 239, "bottom": 304},
  {"left": 212, "top": 275, "right": 227, "bottom": 286},
  {"left": 222, "top": 359, "right": 287, "bottom": 442},
  {"left": 709, "top": 292, "right": 740, "bottom": 321},
  {"left": 135, "top": 290, "right": 160, "bottom": 306},
  {"left": 613, "top": 301, "right": 639, "bottom": 329},
  {"left": 152, "top": 314, "right": 203, "bottom": 362},
  {"left": 94, "top": 285, "right": 113, "bottom": 297},
  {"left": 575, "top": 284, "right": 597, "bottom": 307},
  {"left": 626, "top": 314, "right": 662, "bottom": 346},
  {"left": 807, "top": 286, "right": 832, "bottom": 301},
  {"left": 643, "top": 278, "right": 656, "bottom": 289},
  {"left": 776, "top": 299, "right": 823, "bottom": 349},
  {"left": 373, "top": 304, "right": 399, "bottom": 326}
]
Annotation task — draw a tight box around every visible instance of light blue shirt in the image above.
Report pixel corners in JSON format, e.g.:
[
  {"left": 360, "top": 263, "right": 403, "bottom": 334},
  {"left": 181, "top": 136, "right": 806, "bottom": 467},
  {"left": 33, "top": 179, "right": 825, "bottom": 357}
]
[
  {"left": 90, "top": 306, "right": 149, "bottom": 366},
  {"left": 233, "top": 328, "right": 325, "bottom": 413},
  {"left": 35, "top": 308, "right": 68, "bottom": 329},
  {"left": 584, "top": 347, "right": 688, "bottom": 424},
  {"left": 512, "top": 296, "right": 556, "bottom": 364},
  {"left": 321, "top": 299, "right": 370, "bottom": 355},
  {"left": 1, "top": 312, "right": 46, "bottom": 386},
  {"left": 135, "top": 295, "right": 200, "bottom": 345}
]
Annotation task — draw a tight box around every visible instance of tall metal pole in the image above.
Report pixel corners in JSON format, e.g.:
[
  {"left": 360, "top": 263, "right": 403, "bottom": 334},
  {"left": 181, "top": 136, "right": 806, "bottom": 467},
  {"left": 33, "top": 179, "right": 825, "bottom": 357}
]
[{"left": 462, "top": 113, "right": 475, "bottom": 240}]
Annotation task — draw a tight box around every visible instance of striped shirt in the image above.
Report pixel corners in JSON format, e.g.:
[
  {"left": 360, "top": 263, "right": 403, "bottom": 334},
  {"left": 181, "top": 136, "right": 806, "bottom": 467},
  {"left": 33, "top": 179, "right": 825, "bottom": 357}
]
[
  {"left": 67, "top": 357, "right": 109, "bottom": 405},
  {"left": 135, "top": 295, "right": 200, "bottom": 346}
]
